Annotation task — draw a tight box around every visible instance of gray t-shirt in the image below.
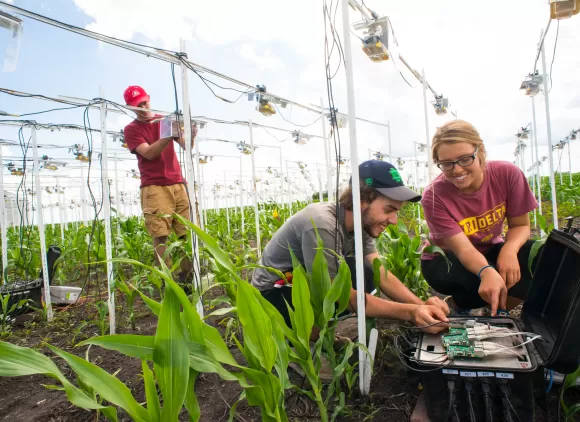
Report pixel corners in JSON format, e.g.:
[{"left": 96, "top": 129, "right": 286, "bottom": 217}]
[{"left": 251, "top": 203, "right": 377, "bottom": 291}]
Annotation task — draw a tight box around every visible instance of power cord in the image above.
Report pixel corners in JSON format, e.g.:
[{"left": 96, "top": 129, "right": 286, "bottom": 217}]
[
  {"left": 481, "top": 380, "right": 494, "bottom": 422},
  {"left": 464, "top": 378, "right": 477, "bottom": 422},
  {"left": 499, "top": 382, "right": 522, "bottom": 422},
  {"left": 443, "top": 378, "right": 456, "bottom": 422}
]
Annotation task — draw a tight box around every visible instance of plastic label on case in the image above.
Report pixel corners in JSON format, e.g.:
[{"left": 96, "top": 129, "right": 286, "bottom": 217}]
[
  {"left": 478, "top": 371, "right": 495, "bottom": 377},
  {"left": 460, "top": 371, "right": 477, "bottom": 377},
  {"left": 442, "top": 369, "right": 459, "bottom": 375},
  {"left": 496, "top": 372, "right": 515, "bottom": 379}
]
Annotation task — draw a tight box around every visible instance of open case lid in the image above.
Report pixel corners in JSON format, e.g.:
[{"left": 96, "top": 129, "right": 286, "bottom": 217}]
[{"left": 522, "top": 229, "right": 580, "bottom": 372}]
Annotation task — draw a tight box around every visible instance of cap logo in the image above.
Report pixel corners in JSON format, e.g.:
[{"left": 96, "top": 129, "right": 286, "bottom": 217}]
[
  {"left": 365, "top": 177, "right": 373, "bottom": 186},
  {"left": 132, "top": 90, "right": 141, "bottom": 98},
  {"left": 389, "top": 168, "right": 402, "bottom": 183}
]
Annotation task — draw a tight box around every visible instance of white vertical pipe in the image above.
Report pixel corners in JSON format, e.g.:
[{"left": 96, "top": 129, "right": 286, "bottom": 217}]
[
  {"left": 422, "top": 69, "right": 433, "bottom": 184},
  {"left": 80, "top": 163, "right": 88, "bottom": 225},
  {"left": 194, "top": 141, "right": 204, "bottom": 229},
  {"left": 321, "top": 98, "right": 333, "bottom": 202},
  {"left": 286, "top": 161, "right": 293, "bottom": 216},
  {"left": 57, "top": 179, "right": 64, "bottom": 243},
  {"left": 179, "top": 40, "right": 204, "bottom": 317},
  {"left": 114, "top": 153, "right": 121, "bottom": 233},
  {"left": 99, "top": 90, "right": 115, "bottom": 334},
  {"left": 531, "top": 97, "right": 542, "bottom": 216},
  {"left": 568, "top": 141, "right": 572, "bottom": 186},
  {"left": 279, "top": 148, "right": 285, "bottom": 215},
  {"left": 32, "top": 128, "right": 53, "bottom": 321},
  {"left": 239, "top": 157, "right": 245, "bottom": 235},
  {"left": 224, "top": 172, "right": 230, "bottom": 235},
  {"left": 48, "top": 193, "right": 55, "bottom": 235},
  {"left": 341, "top": 0, "right": 369, "bottom": 395},
  {"left": 317, "top": 163, "right": 323, "bottom": 202},
  {"left": 248, "top": 120, "right": 261, "bottom": 257},
  {"left": 540, "top": 34, "right": 558, "bottom": 230},
  {"left": 0, "top": 147, "right": 7, "bottom": 284}
]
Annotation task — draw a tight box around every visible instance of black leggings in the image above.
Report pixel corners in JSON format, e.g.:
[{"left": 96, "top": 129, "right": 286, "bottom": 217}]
[
  {"left": 260, "top": 256, "right": 376, "bottom": 328},
  {"left": 421, "top": 240, "right": 539, "bottom": 309}
]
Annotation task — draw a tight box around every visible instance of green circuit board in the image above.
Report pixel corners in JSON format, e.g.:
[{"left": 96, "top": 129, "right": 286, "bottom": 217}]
[
  {"left": 445, "top": 345, "right": 484, "bottom": 359},
  {"left": 442, "top": 327, "right": 470, "bottom": 347}
]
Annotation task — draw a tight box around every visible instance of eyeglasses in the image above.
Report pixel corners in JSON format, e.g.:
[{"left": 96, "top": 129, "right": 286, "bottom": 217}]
[{"left": 437, "top": 147, "right": 479, "bottom": 171}]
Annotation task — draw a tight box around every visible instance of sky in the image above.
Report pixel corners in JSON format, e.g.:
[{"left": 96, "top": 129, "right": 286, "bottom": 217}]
[{"left": 0, "top": 0, "right": 579, "bottom": 223}]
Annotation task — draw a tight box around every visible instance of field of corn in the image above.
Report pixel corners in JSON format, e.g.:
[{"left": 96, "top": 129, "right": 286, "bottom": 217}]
[{"left": 0, "top": 173, "right": 578, "bottom": 422}]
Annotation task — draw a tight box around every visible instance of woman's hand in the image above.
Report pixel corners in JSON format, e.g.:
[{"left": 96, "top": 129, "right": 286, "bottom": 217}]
[
  {"left": 478, "top": 267, "right": 508, "bottom": 316},
  {"left": 496, "top": 247, "right": 521, "bottom": 289},
  {"left": 425, "top": 296, "right": 450, "bottom": 316}
]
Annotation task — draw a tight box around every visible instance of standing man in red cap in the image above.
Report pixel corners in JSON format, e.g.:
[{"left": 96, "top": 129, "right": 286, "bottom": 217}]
[{"left": 122, "top": 85, "right": 197, "bottom": 280}]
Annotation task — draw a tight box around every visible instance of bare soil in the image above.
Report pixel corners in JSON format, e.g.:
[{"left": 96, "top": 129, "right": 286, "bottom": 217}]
[{"left": 0, "top": 289, "right": 566, "bottom": 421}]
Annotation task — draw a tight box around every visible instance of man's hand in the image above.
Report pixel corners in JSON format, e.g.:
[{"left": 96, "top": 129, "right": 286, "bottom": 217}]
[
  {"left": 496, "top": 247, "right": 521, "bottom": 289},
  {"left": 411, "top": 305, "right": 449, "bottom": 334},
  {"left": 478, "top": 268, "right": 508, "bottom": 316},
  {"left": 425, "top": 296, "right": 450, "bottom": 316}
]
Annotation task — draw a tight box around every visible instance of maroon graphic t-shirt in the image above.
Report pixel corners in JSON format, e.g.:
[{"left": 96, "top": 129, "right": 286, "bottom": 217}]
[{"left": 421, "top": 161, "right": 538, "bottom": 259}]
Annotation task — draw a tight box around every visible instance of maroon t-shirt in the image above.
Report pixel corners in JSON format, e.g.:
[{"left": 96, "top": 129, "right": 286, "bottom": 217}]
[
  {"left": 421, "top": 161, "right": 538, "bottom": 259},
  {"left": 124, "top": 116, "right": 183, "bottom": 187}
]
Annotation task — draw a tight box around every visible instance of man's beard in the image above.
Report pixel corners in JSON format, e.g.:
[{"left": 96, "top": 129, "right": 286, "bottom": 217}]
[{"left": 361, "top": 208, "right": 380, "bottom": 238}]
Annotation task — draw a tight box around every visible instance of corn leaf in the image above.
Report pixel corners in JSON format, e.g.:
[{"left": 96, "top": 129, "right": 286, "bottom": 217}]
[
  {"left": 0, "top": 341, "right": 117, "bottom": 418},
  {"left": 236, "top": 279, "right": 277, "bottom": 371},
  {"left": 79, "top": 335, "right": 154, "bottom": 360},
  {"left": 187, "top": 342, "right": 241, "bottom": 381},
  {"left": 310, "top": 227, "right": 332, "bottom": 317},
  {"left": 48, "top": 345, "right": 148, "bottom": 421},
  {"left": 142, "top": 360, "right": 161, "bottom": 422},
  {"left": 289, "top": 249, "right": 314, "bottom": 348},
  {"left": 184, "top": 369, "right": 201, "bottom": 422},
  {"left": 323, "top": 257, "right": 352, "bottom": 323},
  {"left": 154, "top": 285, "right": 189, "bottom": 421}
]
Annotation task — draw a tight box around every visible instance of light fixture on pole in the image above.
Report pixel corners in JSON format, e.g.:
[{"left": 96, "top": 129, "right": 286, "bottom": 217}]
[
  {"left": 431, "top": 95, "right": 449, "bottom": 116},
  {"left": 519, "top": 72, "right": 543, "bottom": 96},
  {"left": 549, "top": 0, "right": 580, "bottom": 20}
]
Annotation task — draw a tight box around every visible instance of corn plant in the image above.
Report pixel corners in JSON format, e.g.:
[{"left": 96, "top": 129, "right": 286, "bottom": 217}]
[
  {"left": 0, "top": 293, "right": 30, "bottom": 337},
  {"left": 559, "top": 365, "right": 580, "bottom": 421},
  {"left": 93, "top": 300, "right": 109, "bottom": 336},
  {"left": 376, "top": 222, "right": 446, "bottom": 300}
]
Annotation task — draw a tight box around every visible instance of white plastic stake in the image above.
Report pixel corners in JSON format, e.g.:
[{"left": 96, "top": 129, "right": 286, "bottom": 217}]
[
  {"left": 179, "top": 40, "right": 204, "bottom": 317},
  {"left": 99, "top": 89, "right": 115, "bottom": 334},
  {"left": 540, "top": 34, "right": 558, "bottom": 229},
  {"left": 531, "top": 97, "right": 542, "bottom": 216},
  {"left": 224, "top": 172, "right": 230, "bottom": 235},
  {"left": 279, "top": 148, "right": 285, "bottom": 217},
  {"left": 194, "top": 141, "right": 205, "bottom": 229},
  {"left": 341, "top": 0, "right": 369, "bottom": 395},
  {"left": 80, "top": 162, "right": 88, "bottom": 225},
  {"left": 239, "top": 157, "right": 245, "bottom": 235},
  {"left": 32, "top": 128, "right": 53, "bottom": 321},
  {"left": 422, "top": 69, "right": 433, "bottom": 184},
  {"left": 114, "top": 152, "right": 121, "bottom": 233},
  {"left": 0, "top": 146, "right": 7, "bottom": 284},
  {"left": 248, "top": 120, "right": 261, "bottom": 258},
  {"left": 317, "top": 163, "right": 323, "bottom": 202}
]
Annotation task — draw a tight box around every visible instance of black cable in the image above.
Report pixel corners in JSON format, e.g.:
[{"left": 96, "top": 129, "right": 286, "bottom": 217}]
[
  {"left": 443, "top": 379, "right": 456, "bottom": 422},
  {"left": 465, "top": 379, "right": 477, "bottom": 422},
  {"left": 549, "top": 20, "right": 559, "bottom": 93},
  {"left": 499, "top": 383, "right": 522, "bottom": 422},
  {"left": 482, "top": 381, "right": 494, "bottom": 422},
  {"left": 271, "top": 104, "right": 322, "bottom": 128}
]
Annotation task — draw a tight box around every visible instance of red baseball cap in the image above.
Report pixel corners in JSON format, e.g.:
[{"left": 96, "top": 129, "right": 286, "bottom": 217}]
[{"left": 123, "top": 85, "right": 150, "bottom": 107}]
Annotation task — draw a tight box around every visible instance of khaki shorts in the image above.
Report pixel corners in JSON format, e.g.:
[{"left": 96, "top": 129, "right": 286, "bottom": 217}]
[{"left": 140, "top": 184, "right": 190, "bottom": 239}]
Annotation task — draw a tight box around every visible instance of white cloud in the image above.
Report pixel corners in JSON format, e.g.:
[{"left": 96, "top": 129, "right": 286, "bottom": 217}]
[{"left": 239, "top": 44, "right": 284, "bottom": 70}]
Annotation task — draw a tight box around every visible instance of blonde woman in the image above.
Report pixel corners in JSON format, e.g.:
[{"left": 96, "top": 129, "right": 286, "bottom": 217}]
[{"left": 421, "top": 120, "right": 539, "bottom": 316}]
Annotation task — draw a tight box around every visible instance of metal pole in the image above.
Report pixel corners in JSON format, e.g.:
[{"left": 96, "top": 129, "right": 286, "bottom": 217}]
[
  {"left": 179, "top": 40, "right": 204, "bottom": 317},
  {"left": 286, "top": 162, "right": 293, "bottom": 216},
  {"left": 422, "top": 69, "right": 433, "bottom": 184},
  {"left": 114, "top": 153, "right": 121, "bottom": 231},
  {"left": 99, "top": 90, "right": 115, "bottom": 334},
  {"left": 531, "top": 97, "right": 542, "bottom": 216},
  {"left": 321, "top": 97, "right": 333, "bottom": 202},
  {"left": 317, "top": 163, "right": 323, "bottom": 202},
  {"left": 0, "top": 147, "right": 7, "bottom": 285},
  {"left": 58, "top": 179, "right": 64, "bottom": 243},
  {"left": 341, "top": 0, "right": 369, "bottom": 395},
  {"left": 248, "top": 120, "right": 261, "bottom": 258},
  {"left": 32, "top": 128, "right": 53, "bottom": 321},
  {"left": 239, "top": 157, "right": 245, "bottom": 235},
  {"left": 48, "top": 193, "right": 55, "bottom": 235},
  {"left": 540, "top": 34, "right": 559, "bottom": 229},
  {"left": 224, "top": 172, "right": 230, "bottom": 235},
  {"left": 568, "top": 140, "right": 573, "bottom": 186},
  {"left": 279, "top": 148, "right": 285, "bottom": 215},
  {"left": 195, "top": 140, "right": 205, "bottom": 229},
  {"left": 80, "top": 163, "right": 88, "bottom": 225}
]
